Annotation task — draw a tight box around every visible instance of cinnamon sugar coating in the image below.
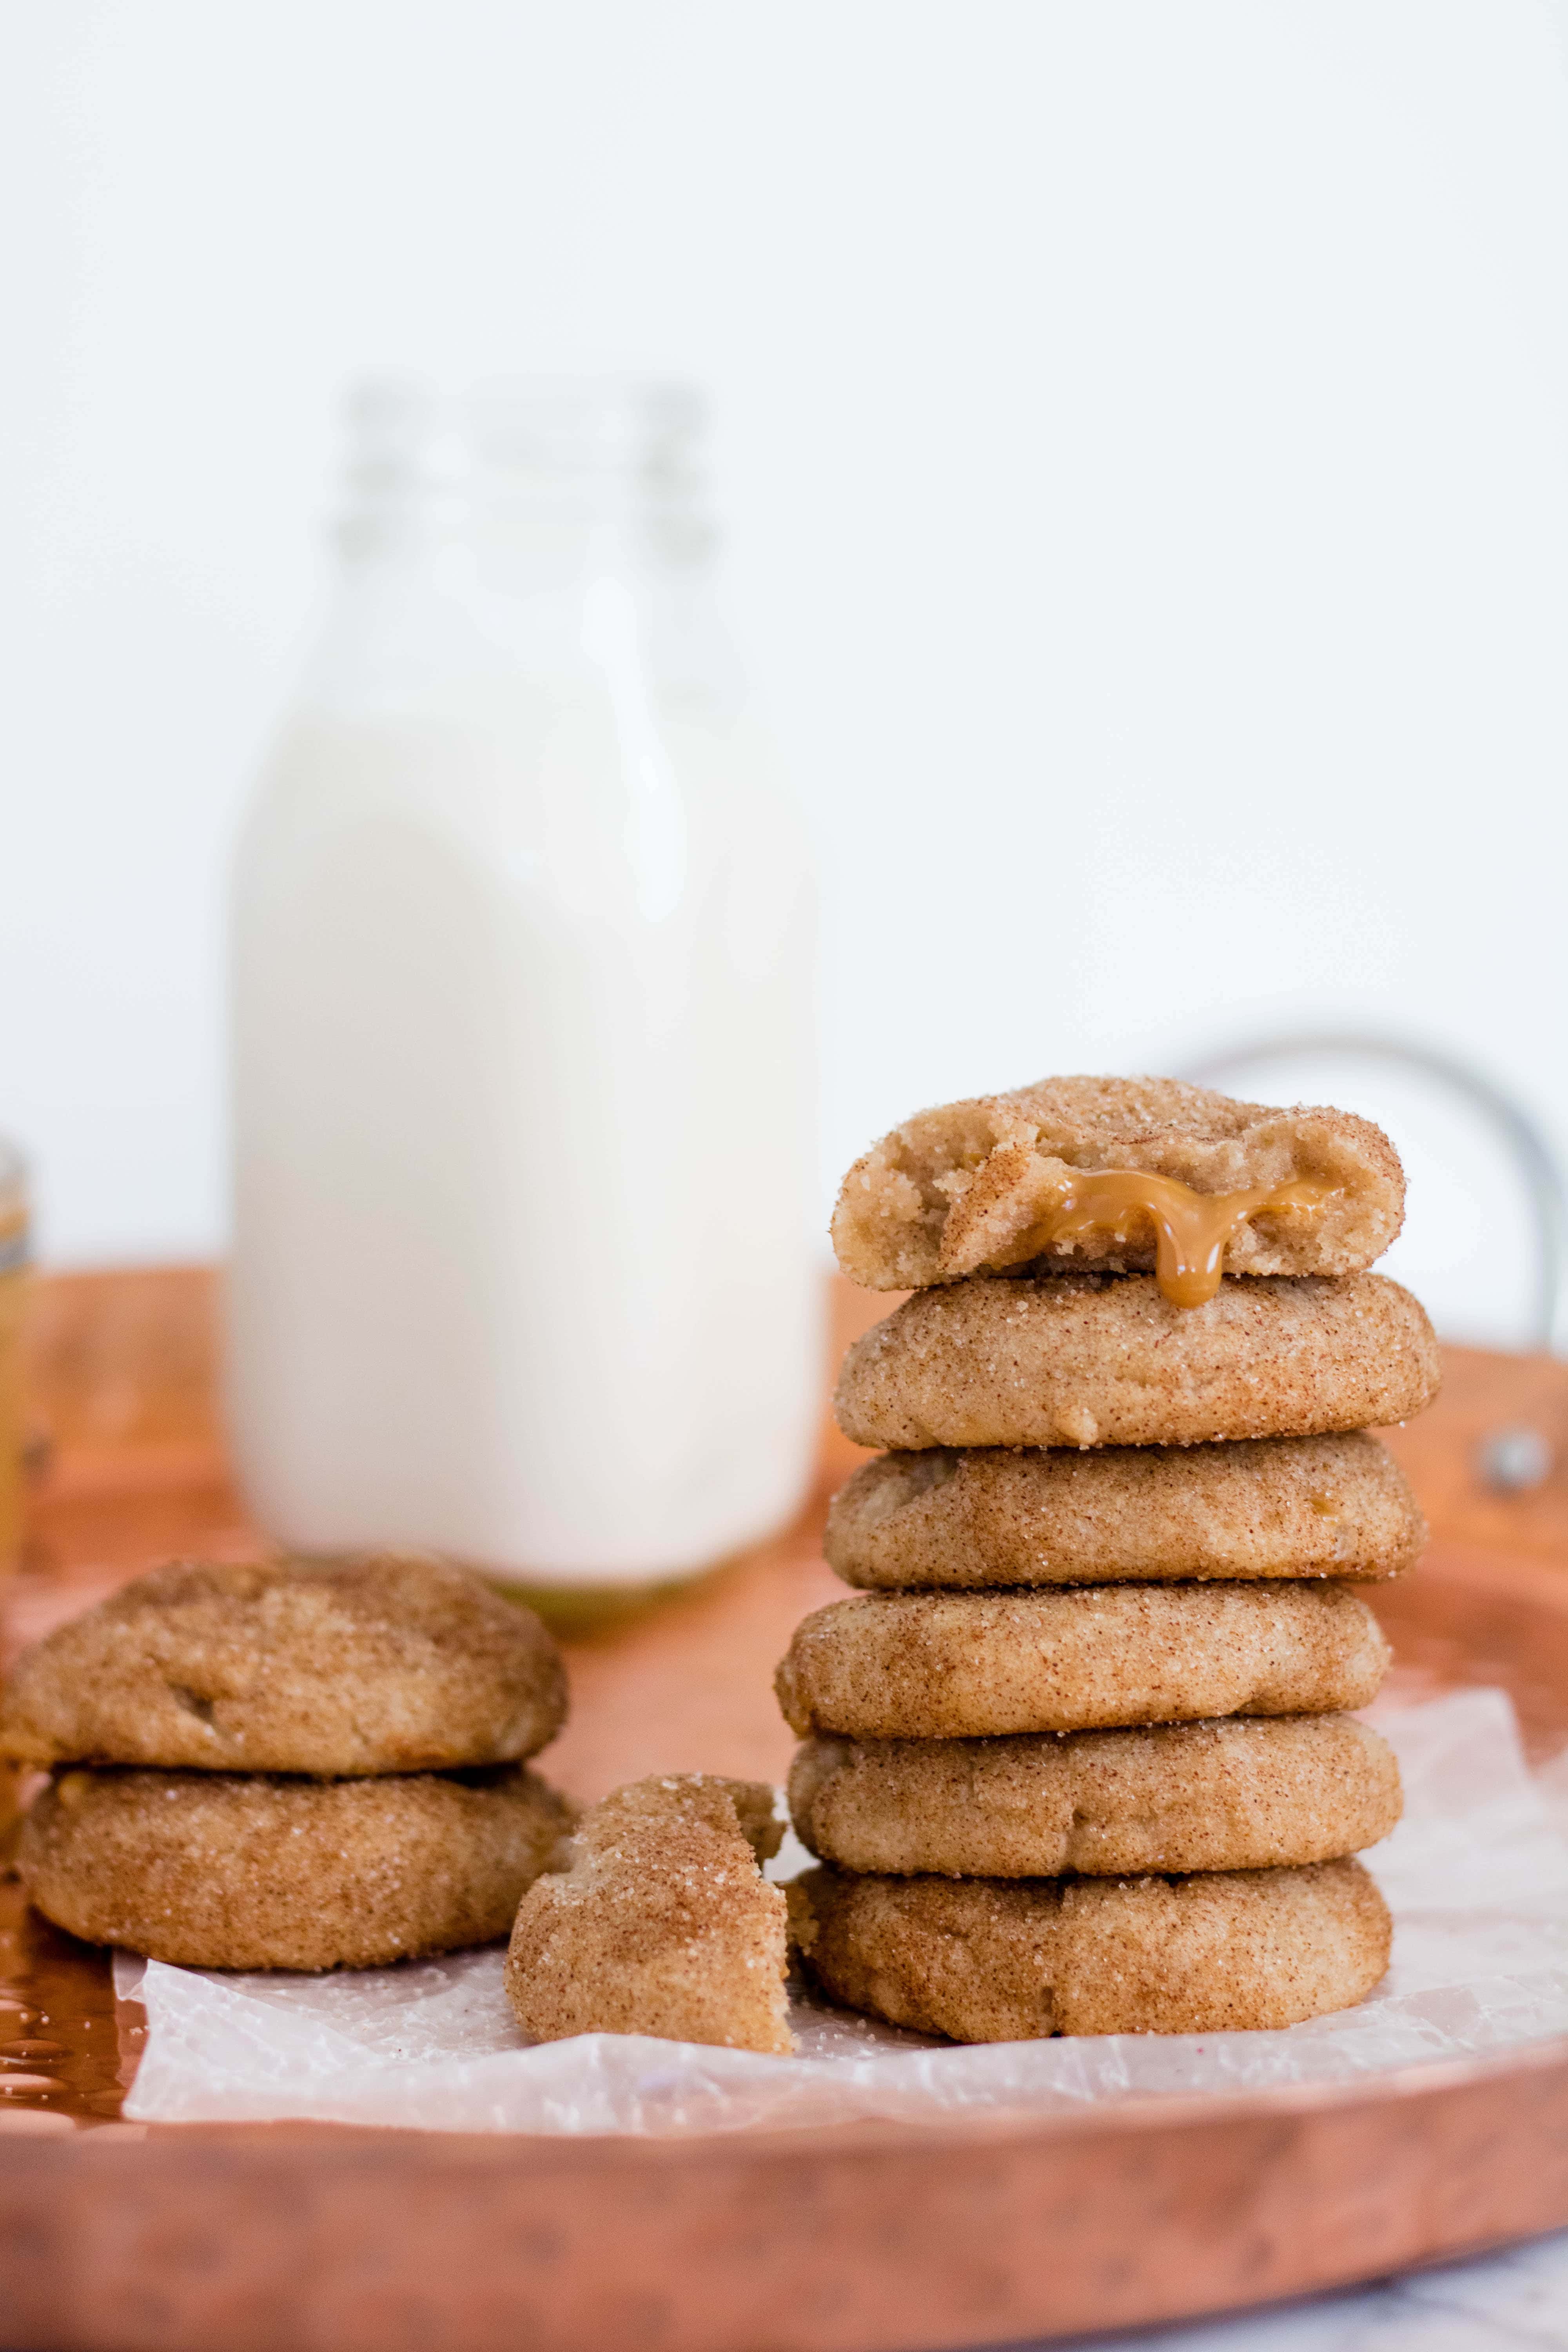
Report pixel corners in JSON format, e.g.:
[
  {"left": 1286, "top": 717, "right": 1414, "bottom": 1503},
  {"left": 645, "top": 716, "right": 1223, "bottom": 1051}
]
[
  {"left": 788, "top": 1714, "right": 1401, "bottom": 1877},
  {"left": 831, "top": 1074, "right": 1404, "bottom": 1290},
  {"left": 19, "top": 1762, "right": 572, "bottom": 1971},
  {"left": 505, "top": 1774, "right": 793, "bottom": 2056},
  {"left": 775, "top": 1583, "right": 1390, "bottom": 1739},
  {"left": 0, "top": 1554, "right": 567, "bottom": 1775},
  {"left": 834, "top": 1273, "right": 1439, "bottom": 1451},
  {"left": 788, "top": 1857, "right": 1392, "bottom": 2039},
  {"left": 826, "top": 1433, "right": 1424, "bottom": 1589}
]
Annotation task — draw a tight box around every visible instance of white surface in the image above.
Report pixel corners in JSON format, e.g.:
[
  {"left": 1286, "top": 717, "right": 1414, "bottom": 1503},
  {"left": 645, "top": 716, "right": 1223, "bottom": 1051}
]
[
  {"left": 1044, "top": 2227, "right": 1568, "bottom": 2348},
  {"left": 117, "top": 1690, "right": 1568, "bottom": 2132},
  {"left": 4, "top": 4, "right": 1568, "bottom": 1347}
]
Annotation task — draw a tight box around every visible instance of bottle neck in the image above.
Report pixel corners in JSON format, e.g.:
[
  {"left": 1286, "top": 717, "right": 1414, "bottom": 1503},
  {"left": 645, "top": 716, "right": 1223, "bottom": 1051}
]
[
  {"left": 335, "top": 375, "right": 715, "bottom": 583},
  {"left": 307, "top": 376, "right": 739, "bottom": 715}
]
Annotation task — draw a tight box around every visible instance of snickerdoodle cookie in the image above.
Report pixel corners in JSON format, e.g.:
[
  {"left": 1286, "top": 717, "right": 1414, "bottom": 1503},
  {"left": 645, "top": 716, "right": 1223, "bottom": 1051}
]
[
  {"left": 0, "top": 1554, "right": 566, "bottom": 1775},
  {"left": 826, "top": 1433, "right": 1425, "bottom": 1590},
  {"left": 19, "top": 1762, "right": 572, "bottom": 1971},
  {"left": 788, "top": 1715, "right": 1401, "bottom": 1877},
  {"left": 775, "top": 1584, "right": 1390, "bottom": 1739},
  {"left": 831, "top": 1075, "right": 1404, "bottom": 1291},
  {"left": 834, "top": 1274, "right": 1439, "bottom": 1451},
  {"left": 506, "top": 1775, "right": 792, "bottom": 2055},
  {"left": 788, "top": 1857, "right": 1392, "bottom": 2038}
]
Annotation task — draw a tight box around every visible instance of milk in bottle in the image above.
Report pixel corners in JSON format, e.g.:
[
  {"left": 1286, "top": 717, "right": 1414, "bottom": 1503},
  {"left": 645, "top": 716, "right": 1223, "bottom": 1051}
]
[{"left": 228, "top": 379, "right": 821, "bottom": 1594}]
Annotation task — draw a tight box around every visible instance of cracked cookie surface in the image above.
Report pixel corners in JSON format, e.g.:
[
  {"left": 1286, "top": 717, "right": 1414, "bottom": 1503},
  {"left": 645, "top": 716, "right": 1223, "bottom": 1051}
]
[
  {"left": 789, "top": 1857, "right": 1392, "bottom": 2038},
  {"left": 20, "top": 1761, "right": 571, "bottom": 1971},
  {"left": 834, "top": 1273, "right": 1439, "bottom": 1451},
  {"left": 775, "top": 1583, "right": 1390, "bottom": 1739},
  {"left": 826, "top": 1432, "right": 1425, "bottom": 1589},
  {"left": 0, "top": 1553, "right": 567, "bottom": 1775},
  {"left": 789, "top": 1714, "right": 1401, "bottom": 1877}
]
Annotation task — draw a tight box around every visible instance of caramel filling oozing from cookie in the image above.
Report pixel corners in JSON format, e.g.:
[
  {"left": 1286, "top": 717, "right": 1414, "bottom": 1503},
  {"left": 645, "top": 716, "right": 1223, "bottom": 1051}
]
[{"left": 1038, "top": 1171, "right": 1336, "bottom": 1308}]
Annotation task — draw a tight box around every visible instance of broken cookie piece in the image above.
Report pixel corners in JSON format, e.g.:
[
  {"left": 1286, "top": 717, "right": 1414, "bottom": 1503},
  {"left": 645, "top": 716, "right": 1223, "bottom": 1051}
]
[
  {"left": 830, "top": 1074, "right": 1405, "bottom": 1295},
  {"left": 504, "top": 1773, "right": 794, "bottom": 2055}
]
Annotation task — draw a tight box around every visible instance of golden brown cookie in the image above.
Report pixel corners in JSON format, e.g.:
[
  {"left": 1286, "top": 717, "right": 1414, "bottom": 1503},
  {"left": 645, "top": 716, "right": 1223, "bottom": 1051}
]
[
  {"left": 788, "top": 1857, "right": 1391, "bottom": 2039},
  {"left": 775, "top": 1584, "right": 1390, "bottom": 1739},
  {"left": 506, "top": 1775, "right": 792, "bottom": 2055},
  {"left": 826, "top": 1433, "right": 1425, "bottom": 1590},
  {"left": 0, "top": 1554, "right": 566, "bottom": 1775},
  {"left": 831, "top": 1074, "right": 1404, "bottom": 1291},
  {"left": 788, "top": 1715, "right": 1401, "bottom": 1877},
  {"left": 18, "top": 1763, "right": 571, "bottom": 1971},
  {"left": 834, "top": 1273, "right": 1439, "bottom": 1451}
]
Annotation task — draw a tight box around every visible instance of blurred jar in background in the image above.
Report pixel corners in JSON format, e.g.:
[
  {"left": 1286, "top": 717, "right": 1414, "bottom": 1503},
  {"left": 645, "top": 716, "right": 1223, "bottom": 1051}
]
[
  {"left": 0, "top": 1140, "right": 28, "bottom": 1577},
  {"left": 229, "top": 378, "right": 821, "bottom": 1604}
]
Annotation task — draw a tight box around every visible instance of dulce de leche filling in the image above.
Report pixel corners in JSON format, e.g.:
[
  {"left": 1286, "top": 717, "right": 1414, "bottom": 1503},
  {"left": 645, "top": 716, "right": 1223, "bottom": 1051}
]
[{"left": 1038, "top": 1170, "right": 1336, "bottom": 1308}]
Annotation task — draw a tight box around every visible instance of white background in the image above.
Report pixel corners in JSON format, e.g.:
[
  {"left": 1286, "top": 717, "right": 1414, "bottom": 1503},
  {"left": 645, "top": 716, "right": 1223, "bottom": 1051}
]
[{"left": 4, "top": 1, "right": 1567, "bottom": 1341}]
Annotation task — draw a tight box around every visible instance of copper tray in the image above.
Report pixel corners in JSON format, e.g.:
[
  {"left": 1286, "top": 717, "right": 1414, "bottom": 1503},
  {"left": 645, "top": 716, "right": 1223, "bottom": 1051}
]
[{"left": 4, "top": 1270, "right": 1568, "bottom": 2352}]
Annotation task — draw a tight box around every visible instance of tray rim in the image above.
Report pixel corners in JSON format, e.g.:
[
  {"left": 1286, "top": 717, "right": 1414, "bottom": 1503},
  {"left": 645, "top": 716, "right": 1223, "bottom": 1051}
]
[
  {"left": 52, "top": 2015, "right": 1568, "bottom": 2165},
  {"left": 7, "top": 2014, "right": 1568, "bottom": 2352}
]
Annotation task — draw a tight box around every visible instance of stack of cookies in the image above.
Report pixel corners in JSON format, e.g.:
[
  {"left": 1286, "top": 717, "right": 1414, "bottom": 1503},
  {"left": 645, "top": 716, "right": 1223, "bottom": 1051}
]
[
  {"left": 780, "top": 1077, "right": 1439, "bottom": 2041},
  {"left": 0, "top": 1554, "right": 572, "bottom": 1972}
]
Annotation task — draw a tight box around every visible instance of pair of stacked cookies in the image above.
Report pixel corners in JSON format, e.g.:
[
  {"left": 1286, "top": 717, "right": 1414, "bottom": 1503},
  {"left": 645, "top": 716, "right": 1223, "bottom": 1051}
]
[
  {"left": 0, "top": 1555, "right": 572, "bottom": 1971},
  {"left": 780, "top": 1077, "right": 1439, "bottom": 2041}
]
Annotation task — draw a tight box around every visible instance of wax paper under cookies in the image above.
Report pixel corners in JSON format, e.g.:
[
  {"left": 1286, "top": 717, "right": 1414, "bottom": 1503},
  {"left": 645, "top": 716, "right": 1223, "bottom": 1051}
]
[{"left": 116, "top": 1690, "right": 1568, "bottom": 2136}]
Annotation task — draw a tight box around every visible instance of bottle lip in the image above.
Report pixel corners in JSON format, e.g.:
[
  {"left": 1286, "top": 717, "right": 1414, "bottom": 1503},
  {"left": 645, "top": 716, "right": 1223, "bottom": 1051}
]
[{"left": 342, "top": 371, "right": 708, "bottom": 518}]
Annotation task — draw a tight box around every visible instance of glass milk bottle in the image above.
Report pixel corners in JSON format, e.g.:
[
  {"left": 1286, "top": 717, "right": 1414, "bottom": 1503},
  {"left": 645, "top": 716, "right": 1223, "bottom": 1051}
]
[{"left": 228, "top": 378, "right": 821, "bottom": 1602}]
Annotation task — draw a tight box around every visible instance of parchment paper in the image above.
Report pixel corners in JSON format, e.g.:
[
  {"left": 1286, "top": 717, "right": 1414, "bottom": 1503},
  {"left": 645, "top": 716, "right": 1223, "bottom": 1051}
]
[{"left": 116, "top": 1689, "right": 1568, "bottom": 2135}]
